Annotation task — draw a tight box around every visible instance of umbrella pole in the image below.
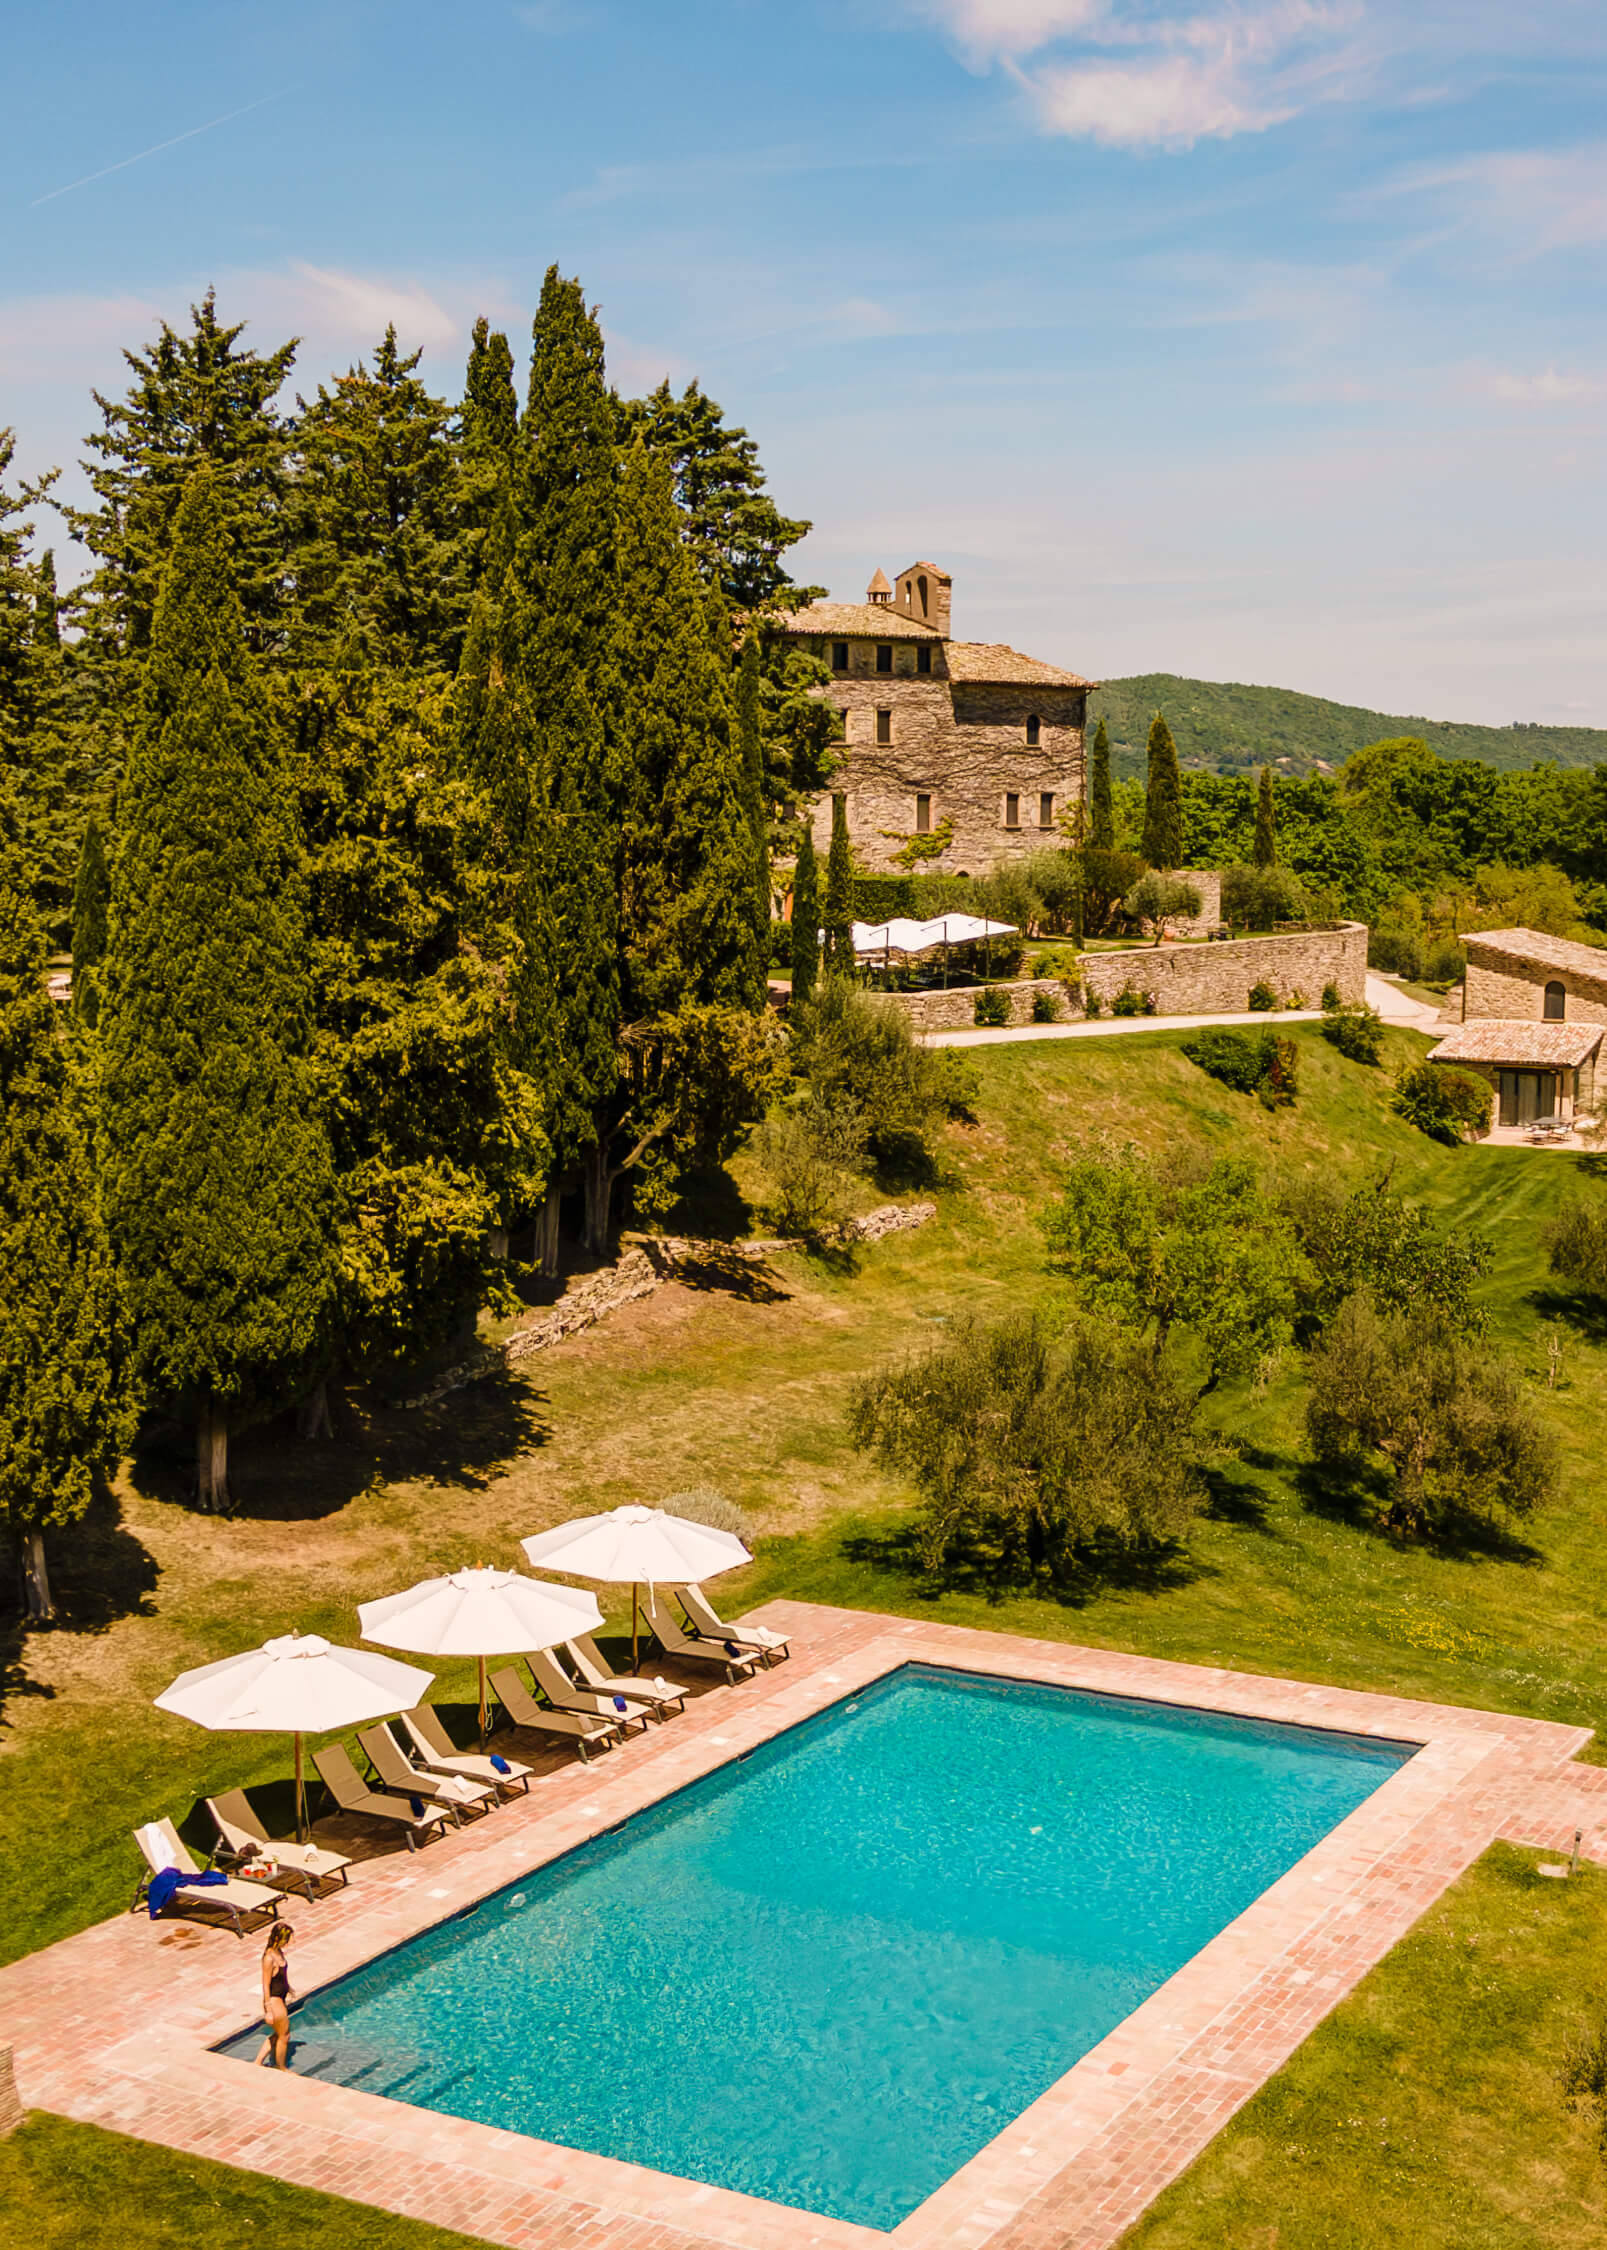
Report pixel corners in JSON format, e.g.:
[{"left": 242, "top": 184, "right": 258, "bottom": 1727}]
[
  {"left": 479, "top": 1655, "right": 488, "bottom": 1752},
  {"left": 295, "top": 1734, "right": 306, "bottom": 1844},
  {"left": 632, "top": 1584, "right": 640, "bottom": 1671}
]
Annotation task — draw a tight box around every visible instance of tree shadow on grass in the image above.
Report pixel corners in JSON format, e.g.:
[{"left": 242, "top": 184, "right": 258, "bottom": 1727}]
[
  {"left": 1294, "top": 1455, "right": 1545, "bottom": 1567},
  {"left": 839, "top": 1522, "right": 1202, "bottom": 1609},
  {"left": 126, "top": 1367, "right": 554, "bottom": 1524},
  {"left": 0, "top": 1490, "right": 160, "bottom": 1730},
  {"left": 1527, "top": 1284, "right": 1607, "bottom": 1346},
  {"left": 669, "top": 1245, "right": 791, "bottom": 1304},
  {"left": 1199, "top": 1458, "right": 1275, "bottom": 1532}
]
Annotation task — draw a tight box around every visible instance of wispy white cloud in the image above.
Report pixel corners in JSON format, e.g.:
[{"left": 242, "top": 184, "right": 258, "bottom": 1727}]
[
  {"left": 910, "top": 0, "right": 1605, "bottom": 150},
  {"left": 1486, "top": 365, "right": 1607, "bottom": 405},
  {"left": 1389, "top": 145, "right": 1607, "bottom": 257}
]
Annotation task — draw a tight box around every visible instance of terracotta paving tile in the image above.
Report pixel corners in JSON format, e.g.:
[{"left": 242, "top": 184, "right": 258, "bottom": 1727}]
[{"left": 1, "top": 1601, "right": 1598, "bottom": 2250}]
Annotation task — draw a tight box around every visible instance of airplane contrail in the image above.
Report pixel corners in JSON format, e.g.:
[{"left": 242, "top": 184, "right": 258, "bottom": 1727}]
[{"left": 29, "top": 95, "right": 280, "bottom": 208}]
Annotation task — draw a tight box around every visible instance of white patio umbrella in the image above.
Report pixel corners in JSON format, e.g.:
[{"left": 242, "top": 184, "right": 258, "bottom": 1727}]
[
  {"left": 521, "top": 1505, "right": 752, "bottom": 1666},
  {"left": 359, "top": 1567, "right": 603, "bottom": 1747},
  {"left": 154, "top": 1631, "right": 435, "bottom": 1841}
]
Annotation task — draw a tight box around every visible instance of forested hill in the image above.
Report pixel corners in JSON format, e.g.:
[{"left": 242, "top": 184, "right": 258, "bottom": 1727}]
[{"left": 1090, "top": 673, "right": 1607, "bottom": 780}]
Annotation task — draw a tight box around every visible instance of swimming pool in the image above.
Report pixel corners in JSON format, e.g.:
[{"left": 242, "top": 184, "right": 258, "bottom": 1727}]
[{"left": 219, "top": 1665, "right": 1413, "bottom": 2229}]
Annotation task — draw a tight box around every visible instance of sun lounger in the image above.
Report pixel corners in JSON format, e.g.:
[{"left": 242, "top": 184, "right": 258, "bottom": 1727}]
[
  {"left": 528, "top": 1648, "right": 651, "bottom": 1736},
  {"left": 562, "top": 1634, "right": 688, "bottom": 1718},
  {"left": 357, "top": 1725, "right": 495, "bottom": 1820},
  {"left": 131, "top": 1818, "right": 279, "bottom": 1936},
  {"left": 642, "top": 1590, "right": 764, "bottom": 1684},
  {"left": 488, "top": 1667, "right": 625, "bottom": 1761},
  {"left": 677, "top": 1584, "right": 792, "bottom": 1666},
  {"left": 310, "top": 1744, "right": 453, "bottom": 1850},
  {"left": 398, "top": 1706, "right": 532, "bottom": 1796},
  {"left": 205, "top": 1789, "right": 352, "bottom": 1899}
]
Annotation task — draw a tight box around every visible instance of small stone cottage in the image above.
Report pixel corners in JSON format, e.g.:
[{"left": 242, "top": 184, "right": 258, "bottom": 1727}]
[
  {"left": 773, "top": 562, "right": 1095, "bottom": 874},
  {"left": 1429, "top": 927, "right": 1606, "bottom": 1125}
]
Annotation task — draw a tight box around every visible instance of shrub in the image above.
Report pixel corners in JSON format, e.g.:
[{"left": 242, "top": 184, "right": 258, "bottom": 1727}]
[
  {"left": 1321, "top": 982, "right": 1341, "bottom": 1011},
  {"left": 1083, "top": 988, "right": 1102, "bottom": 1017},
  {"left": 1424, "top": 936, "right": 1468, "bottom": 986},
  {"left": 1391, "top": 1059, "right": 1492, "bottom": 1143},
  {"left": 1030, "top": 987, "right": 1061, "bottom": 1023},
  {"left": 1544, "top": 1198, "right": 1607, "bottom": 1298},
  {"left": 1561, "top": 2020, "right": 1607, "bottom": 2149},
  {"left": 1247, "top": 979, "right": 1278, "bottom": 1011},
  {"left": 1182, "top": 1027, "right": 1266, "bottom": 1093},
  {"left": 973, "top": 985, "right": 1011, "bottom": 1027},
  {"left": 1320, "top": 1004, "right": 1385, "bottom": 1065},
  {"left": 1222, "top": 863, "right": 1306, "bottom": 931},
  {"left": 749, "top": 1097, "right": 868, "bottom": 1236},
  {"left": 661, "top": 1485, "right": 753, "bottom": 1541},
  {"left": 1111, "top": 985, "right": 1148, "bottom": 1017},
  {"left": 1260, "top": 1035, "right": 1298, "bottom": 1108},
  {"left": 792, "top": 984, "right": 975, "bottom": 1179},
  {"left": 1284, "top": 988, "right": 1309, "bottom": 1011},
  {"left": 1124, "top": 871, "right": 1202, "bottom": 945},
  {"left": 768, "top": 920, "right": 792, "bottom": 969},
  {"left": 1369, "top": 926, "right": 1424, "bottom": 981}
]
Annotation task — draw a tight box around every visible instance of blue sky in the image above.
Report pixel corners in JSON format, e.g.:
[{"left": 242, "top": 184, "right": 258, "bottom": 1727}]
[{"left": 5, "top": 0, "right": 1607, "bottom": 723}]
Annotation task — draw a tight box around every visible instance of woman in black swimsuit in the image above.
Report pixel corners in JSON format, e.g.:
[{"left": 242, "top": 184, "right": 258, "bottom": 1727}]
[{"left": 254, "top": 1921, "right": 295, "bottom": 2069}]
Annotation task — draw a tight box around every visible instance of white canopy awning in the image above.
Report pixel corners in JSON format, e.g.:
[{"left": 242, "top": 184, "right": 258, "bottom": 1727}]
[{"left": 850, "top": 914, "right": 1017, "bottom": 959}]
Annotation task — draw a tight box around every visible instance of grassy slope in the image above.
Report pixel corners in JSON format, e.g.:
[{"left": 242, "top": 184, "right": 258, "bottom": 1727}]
[
  {"left": 1090, "top": 672, "right": 1607, "bottom": 779},
  {"left": 1119, "top": 1845, "right": 1607, "bottom": 2250},
  {"left": 5, "top": 1023, "right": 1607, "bottom": 2242}
]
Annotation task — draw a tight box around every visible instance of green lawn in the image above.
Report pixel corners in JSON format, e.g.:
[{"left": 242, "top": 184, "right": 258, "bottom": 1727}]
[
  {"left": 1119, "top": 1845, "right": 1607, "bottom": 2250},
  {"left": 0, "top": 2112, "right": 485, "bottom": 2250},
  {"left": 4, "top": 1020, "right": 1607, "bottom": 2242}
]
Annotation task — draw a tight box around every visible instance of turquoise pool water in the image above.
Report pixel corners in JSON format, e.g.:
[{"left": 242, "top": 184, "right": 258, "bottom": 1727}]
[{"left": 220, "top": 1666, "right": 1412, "bottom": 2229}]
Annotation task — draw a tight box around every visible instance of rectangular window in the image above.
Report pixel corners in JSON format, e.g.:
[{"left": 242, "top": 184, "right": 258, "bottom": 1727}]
[
  {"left": 915, "top": 793, "right": 931, "bottom": 834},
  {"left": 876, "top": 644, "right": 893, "bottom": 674},
  {"left": 836, "top": 707, "right": 849, "bottom": 740},
  {"left": 1026, "top": 714, "right": 1041, "bottom": 747},
  {"left": 1004, "top": 792, "right": 1020, "bottom": 829},
  {"left": 831, "top": 642, "right": 849, "bottom": 672},
  {"left": 917, "top": 644, "right": 932, "bottom": 674},
  {"left": 876, "top": 708, "right": 892, "bottom": 745},
  {"left": 1039, "top": 792, "right": 1055, "bottom": 828}
]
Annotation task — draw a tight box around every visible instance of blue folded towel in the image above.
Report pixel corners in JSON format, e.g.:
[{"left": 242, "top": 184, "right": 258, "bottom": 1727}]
[
  {"left": 146, "top": 1866, "right": 228, "bottom": 1918},
  {"left": 613, "top": 1695, "right": 629, "bottom": 1713},
  {"left": 408, "top": 1796, "right": 426, "bottom": 1817},
  {"left": 490, "top": 1754, "right": 510, "bottom": 1774},
  {"left": 725, "top": 1642, "right": 742, "bottom": 1658}
]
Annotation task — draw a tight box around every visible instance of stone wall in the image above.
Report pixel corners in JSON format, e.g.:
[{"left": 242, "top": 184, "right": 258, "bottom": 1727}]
[
  {"left": 1464, "top": 939, "right": 1607, "bottom": 1028},
  {"left": 808, "top": 666, "right": 1086, "bottom": 876},
  {"left": 1080, "top": 923, "right": 1367, "bottom": 1015},
  {"left": 881, "top": 978, "right": 1077, "bottom": 1034}
]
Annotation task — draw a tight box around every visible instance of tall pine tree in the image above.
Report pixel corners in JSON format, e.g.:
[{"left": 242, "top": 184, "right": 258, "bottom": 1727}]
[
  {"left": 0, "top": 799, "right": 131, "bottom": 1617},
  {"left": 791, "top": 825, "right": 820, "bottom": 1004},
  {"left": 100, "top": 470, "right": 338, "bottom": 1508},
  {"left": 1088, "top": 716, "right": 1115, "bottom": 851},
  {"left": 620, "top": 378, "right": 812, "bottom": 607},
  {"left": 823, "top": 793, "right": 854, "bottom": 977},
  {"left": 1253, "top": 765, "right": 1278, "bottom": 866},
  {"left": 1141, "top": 713, "right": 1185, "bottom": 871},
  {"left": 69, "top": 814, "right": 108, "bottom": 1025}
]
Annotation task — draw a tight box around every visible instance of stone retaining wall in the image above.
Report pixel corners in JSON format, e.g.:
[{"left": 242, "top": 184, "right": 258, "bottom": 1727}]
[
  {"left": 1080, "top": 923, "right": 1367, "bottom": 1015},
  {"left": 878, "top": 978, "right": 1076, "bottom": 1034}
]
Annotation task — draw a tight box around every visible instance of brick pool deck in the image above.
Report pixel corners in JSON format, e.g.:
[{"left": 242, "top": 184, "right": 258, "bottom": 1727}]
[{"left": 5, "top": 1601, "right": 1607, "bottom": 2249}]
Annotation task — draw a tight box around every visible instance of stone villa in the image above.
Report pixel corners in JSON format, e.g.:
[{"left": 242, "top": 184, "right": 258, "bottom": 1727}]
[
  {"left": 775, "top": 562, "right": 1095, "bottom": 874},
  {"left": 1430, "top": 927, "right": 1605, "bottom": 1126}
]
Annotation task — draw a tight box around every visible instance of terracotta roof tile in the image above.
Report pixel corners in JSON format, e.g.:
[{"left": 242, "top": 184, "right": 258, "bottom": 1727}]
[
  {"left": 1464, "top": 928, "right": 1607, "bottom": 981},
  {"left": 775, "top": 601, "right": 941, "bottom": 640},
  {"left": 944, "top": 640, "right": 1097, "bottom": 689},
  {"left": 1430, "top": 1019, "right": 1603, "bottom": 1068}
]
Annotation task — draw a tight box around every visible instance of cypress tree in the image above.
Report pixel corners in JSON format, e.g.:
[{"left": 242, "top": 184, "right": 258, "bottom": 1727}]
[
  {"left": 614, "top": 441, "right": 755, "bottom": 1020},
  {"left": 100, "top": 469, "right": 338, "bottom": 1509},
  {"left": 69, "top": 813, "right": 108, "bottom": 1024},
  {"left": 0, "top": 799, "right": 131, "bottom": 1617},
  {"left": 791, "top": 825, "right": 820, "bottom": 1004},
  {"left": 736, "top": 632, "right": 772, "bottom": 1000},
  {"left": 823, "top": 792, "right": 854, "bottom": 977},
  {"left": 620, "top": 377, "right": 811, "bottom": 607},
  {"left": 461, "top": 318, "right": 520, "bottom": 593},
  {"left": 1088, "top": 717, "right": 1115, "bottom": 851},
  {"left": 512, "top": 270, "right": 621, "bottom": 1251},
  {"left": 1253, "top": 765, "right": 1278, "bottom": 866},
  {"left": 1141, "top": 713, "right": 1185, "bottom": 871}
]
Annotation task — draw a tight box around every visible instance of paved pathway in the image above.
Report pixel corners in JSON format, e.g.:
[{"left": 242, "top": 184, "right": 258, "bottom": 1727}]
[
  {"left": 923, "top": 972, "right": 1448, "bottom": 1050},
  {"left": 2, "top": 1602, "right": 1602, "bottom": 2250}
]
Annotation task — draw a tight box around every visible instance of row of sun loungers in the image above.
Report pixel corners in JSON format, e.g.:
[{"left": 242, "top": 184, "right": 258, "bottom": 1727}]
[{"left": 134, "top": 1588, "right": 792, "bottom": 1926}]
